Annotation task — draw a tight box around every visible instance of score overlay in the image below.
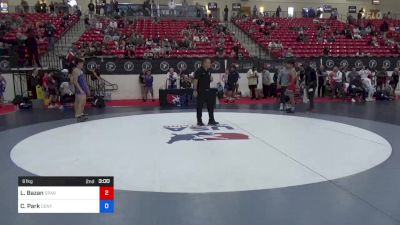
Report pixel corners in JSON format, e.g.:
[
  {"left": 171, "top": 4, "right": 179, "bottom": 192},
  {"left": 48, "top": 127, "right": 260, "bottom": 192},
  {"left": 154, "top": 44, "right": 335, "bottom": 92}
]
[{"left": 18, "top": 176, "right": 114, "bottom": 213}]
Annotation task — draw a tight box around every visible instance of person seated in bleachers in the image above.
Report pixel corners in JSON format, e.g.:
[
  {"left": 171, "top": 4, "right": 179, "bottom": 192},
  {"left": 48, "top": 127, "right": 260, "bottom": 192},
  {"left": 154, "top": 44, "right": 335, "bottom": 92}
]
[
  {"left": 145, "top": 38, "right": 153, "bottom": 48},
  {"left": 369, "top": 37, "right": 379, "bottom": 47},
  {"left": 268, "top": 40, "right": 277, "bottom": 49},
  {"left": 356, "top": 49, "right": 365, "bottom": 56},
  {"left": 285, "top": 48, "right": 294, "bottom": 58},
  {"left": 143, "top": 48, "right": 154, "bottom": 59},
  {"left": 215, "top": 43, "right": 224, "bottom": 58},
  {"left": 200, "top": 35, "right": 209, "bottom": 43},
  {"left": 323, "top": 46, "right": 330, "bottom": 56},
  {"left": 151, "top": 44, "right": 163, "bottom": 58},
  {"left": 327, "top": 33, "right": 336, "bottom": 43},
  {"left": 351, "top": 27, "right": 362, "bottom": 39},
  {"left": 95, "top": 20, "right": 103, "bottom": 30},
  {"left": 126, "top": 44, "right": 135, "bottom": 58}
]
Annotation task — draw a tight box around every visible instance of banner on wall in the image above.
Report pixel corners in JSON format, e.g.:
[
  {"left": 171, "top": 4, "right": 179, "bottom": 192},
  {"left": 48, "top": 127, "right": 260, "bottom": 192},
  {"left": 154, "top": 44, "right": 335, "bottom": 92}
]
[
  {"left": 348, "top": 6, "right": 357, "bottom": 14},
  {"left": 321, "top": 57, "right": 400, "bottom": 71},
  {"left": 232, "top": 3, "right": 241, "bottom": 11},
  {"left": 2, "top": 56, "right": 399, "bottom": 74},
  {"left": 207, "top": 2, "right": 218, "bottom": 10},
  {"left": 0, "top": 0, "right": 9, "bottom": 13},
  {"left": 322, "top": 5, "right": 332, "bottom": 13}
]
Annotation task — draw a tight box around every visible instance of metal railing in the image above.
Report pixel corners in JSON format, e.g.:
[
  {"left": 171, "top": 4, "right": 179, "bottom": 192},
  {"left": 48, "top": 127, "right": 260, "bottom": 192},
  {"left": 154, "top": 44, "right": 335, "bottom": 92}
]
[{"left": 86, "top": 74, "right": 118, "bottom": 98}]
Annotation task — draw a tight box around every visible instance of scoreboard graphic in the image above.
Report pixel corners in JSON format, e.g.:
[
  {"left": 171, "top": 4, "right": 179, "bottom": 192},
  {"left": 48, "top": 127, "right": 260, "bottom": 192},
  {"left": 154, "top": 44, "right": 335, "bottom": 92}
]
[{"left": 18, "top": 176, "right": 114, "bottom": 213}]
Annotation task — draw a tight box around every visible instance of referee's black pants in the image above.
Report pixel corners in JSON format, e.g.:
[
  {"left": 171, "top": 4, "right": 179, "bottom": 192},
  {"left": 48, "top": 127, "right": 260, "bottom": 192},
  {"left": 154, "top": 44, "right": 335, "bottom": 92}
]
[{"left": 197, "top": 90, "right": 215, "bottom": 123}]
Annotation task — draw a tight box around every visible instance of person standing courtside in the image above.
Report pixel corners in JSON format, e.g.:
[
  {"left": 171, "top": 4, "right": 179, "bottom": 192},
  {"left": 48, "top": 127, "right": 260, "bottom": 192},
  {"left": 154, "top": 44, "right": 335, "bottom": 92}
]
[
  {"left": 304, "top": 62, "right": 317, "bottom": 111},
  {"left": 193, "top": 58, "right": 219, "bottom": 126},
  {"left": 72, "top": 58, "right": 90, "bottom": 122},
  {"left": 277, "top": 63, "right": 289, "bottom": 111}
]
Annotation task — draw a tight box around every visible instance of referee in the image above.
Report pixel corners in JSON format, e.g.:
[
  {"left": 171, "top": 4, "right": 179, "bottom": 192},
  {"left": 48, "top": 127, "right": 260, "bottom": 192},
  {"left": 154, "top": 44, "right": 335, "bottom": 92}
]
[{"left": 193, "top": 58, "right": 219, "bottom": 126}]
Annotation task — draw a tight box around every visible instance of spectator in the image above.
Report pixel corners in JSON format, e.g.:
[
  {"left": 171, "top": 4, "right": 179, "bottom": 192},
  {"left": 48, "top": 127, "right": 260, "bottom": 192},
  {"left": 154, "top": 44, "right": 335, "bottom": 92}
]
[
  {"left": 109, "top": 20, "right": 118, "bottom": 29},
  {"left": 143, "top": 70, "right": 154, "bottom": 101},
  {"left": 180, "top": 74, "right": 192, "bottom": 89},
  {"left": 21, "top": 0, "right": 29, "bottom": 13},
  {"left": 49, "top": 1, "right": 55, "bottom": 13},
  {"left": 380, "top": 20, "right": 389, "bottom": 38},
  {"left": 40, "top": 0, "right": 47, "bottom": 13},
  {"left": 224, "top": 5, "right": 229, "bottom": 22},
  {"left": 304, "top": 62, "right": 317, "bottom": 111},
  {"left": 323, "top": 46, "right": 330, "bottom": 56},
  {"left": 195, "top": 3, "right": 201, "bottom": 18},
  {"left": 317, "top": 65, "right": 327, "bottom": 97},
  {"left": 347, "top": 67, "right": 359, "bottom": 83},
  {"left": 285, "top": 48, "right": 294, "bottom": 58},
  {"left": 330, "top": 9, "right": 338, "bottom": 20},
  {"left": 225, "top": 65, "right": 239, "bottom": 103},
  {"left": 139, "top": 69, "right": 146, "bottom": 101},
  {"left": 113, "top": 0, "right": 120, "bottom": 14},
  {"left": 358, "top": 8, "right": 363, "bottom": 20},
  {"left": 215, "top": 43, "right": 224, "bottom": 57},
  {"left": 95, "top": 20, "right": 103, "bottom": 30},
  {"left": 348, "top": 75, "right": 364, "bottom": 102},
  {"left": 25, "top": 30, "right": 41, "bottom": 67},
  {"left": 168, "top": 0, "right": 176, "bottom": 16},
  {"left": 330, "top": 66, "right": 343, "bottom": 97},
  {"left": 327, "top": 33, "right": 336, "bottom": 43},
  {"left": 35, "top": 0, "right": 41, "bottom": 13},
  {"left": 252, "top": 5, "right": 258, "bottom": 17},
  {"left": 0, "top": 72, "right": 6, "bottom": 108},
  {"left": 45, "top": 73, "right": 59, "bottom": 109},
  {"left": 356, "top": 49, "right": 365, "bottom": 56},
  {"left": 390, "top": 67, "right": 399, "bottom": 95},
  {"left": 45, "top": 22, "right": 56, "bottom": 50},
  {"left": 166, "top": 68, "right": 178, "bottom": 89},
  {"left": 261, "top": 64, "right": 272, "bottom": 98},
  {"left": 88, "top": 0, "right": 95, "bottom": 19},
  {"left": 276, "top": 5, "right": 281, "bottom": 17},
  {"left": 247, "top": 66, "right": 259, "bottom": 100},
  {"left": 369, "top": 37, "right": 379, "bottom": 47},
  {"left": 359, "top": 66, "right": 371, "bottom": 79},
  {"left": 59, "top": 78, "right": 75, "bottom": 105},
  {"left": 362, "top": 76, "right": 375, "bottom": 101}
]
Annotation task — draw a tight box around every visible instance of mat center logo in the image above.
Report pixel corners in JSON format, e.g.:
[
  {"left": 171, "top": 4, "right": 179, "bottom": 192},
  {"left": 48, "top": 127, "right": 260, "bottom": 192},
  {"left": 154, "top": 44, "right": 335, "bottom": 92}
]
[{"left": 164, "top": 124, "right": 249, "bottom": 144}]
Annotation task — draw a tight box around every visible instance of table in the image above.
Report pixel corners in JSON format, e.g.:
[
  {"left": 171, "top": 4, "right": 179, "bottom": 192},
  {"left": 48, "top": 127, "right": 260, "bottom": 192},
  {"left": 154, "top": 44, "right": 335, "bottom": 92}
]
[{"left": 159, "top": 88, "right": 217, "bottom": 107}]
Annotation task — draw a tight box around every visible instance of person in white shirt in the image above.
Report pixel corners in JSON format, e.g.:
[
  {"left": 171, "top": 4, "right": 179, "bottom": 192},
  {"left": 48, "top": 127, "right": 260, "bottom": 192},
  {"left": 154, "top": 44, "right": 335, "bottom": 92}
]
[
  {"left": 96, "top": 21, "right": 103, "bottom": 30},
  {"left": 109, "top": 20, "right": 117, "bottom": 29},
  {"left": 268, "top": 41, "right": 276, "bottom": 49},
  {"left": 362, "top": 76, "right": 375, "bottom": 101},
  {"left": 359, "top": 66, "right": 371, "bottom": 79},
  {"left": 247, "top": 67, "right": 259, "bottom": 100},
  {"left": 330, "top": 67, "right": 343, "bottom": 97},
  {"left": 168, "top": 0, "right": 176, "bottom": 16},
  {"left": 166, "top": 68, "right": 178, "bottom": 89}
]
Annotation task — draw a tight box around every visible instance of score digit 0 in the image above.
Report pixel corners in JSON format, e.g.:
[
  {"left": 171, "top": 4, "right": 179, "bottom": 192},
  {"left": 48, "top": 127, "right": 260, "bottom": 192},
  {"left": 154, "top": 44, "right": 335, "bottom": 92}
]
[{"left": 98, "top": 178, "right": 111, "bottom": 184}]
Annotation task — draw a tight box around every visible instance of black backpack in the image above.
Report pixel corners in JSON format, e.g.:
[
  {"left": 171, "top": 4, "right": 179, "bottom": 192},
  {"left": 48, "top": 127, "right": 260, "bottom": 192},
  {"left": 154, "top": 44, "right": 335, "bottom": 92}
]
[{"left": 92, "top": 96, "right": 105, "bottom": 108}]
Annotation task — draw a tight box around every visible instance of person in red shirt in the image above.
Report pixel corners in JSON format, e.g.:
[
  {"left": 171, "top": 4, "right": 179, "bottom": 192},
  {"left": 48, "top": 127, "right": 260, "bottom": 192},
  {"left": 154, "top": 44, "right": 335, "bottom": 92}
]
[{"left": 285, "top": 60, "right": 298, "bottom": 113}]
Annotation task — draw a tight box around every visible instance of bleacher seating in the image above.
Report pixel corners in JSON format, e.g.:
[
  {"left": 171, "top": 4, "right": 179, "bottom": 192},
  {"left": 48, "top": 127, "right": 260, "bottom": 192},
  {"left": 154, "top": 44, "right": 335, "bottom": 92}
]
[
  {"left": 0, "top": 13, "right": 79, "bottom": 55},
  {"left": 74, "top": 19, "right": 250, "bottom": 58},
  {"left": 234, "top": 17, "right": 400, "bottom": 58}
]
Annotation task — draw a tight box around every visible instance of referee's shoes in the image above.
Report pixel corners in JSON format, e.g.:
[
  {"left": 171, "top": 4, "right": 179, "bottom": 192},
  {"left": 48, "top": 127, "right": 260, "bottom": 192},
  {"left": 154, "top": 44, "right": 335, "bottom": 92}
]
[{"left": 197, "top": 120, "right": 220, "bottom": 126}]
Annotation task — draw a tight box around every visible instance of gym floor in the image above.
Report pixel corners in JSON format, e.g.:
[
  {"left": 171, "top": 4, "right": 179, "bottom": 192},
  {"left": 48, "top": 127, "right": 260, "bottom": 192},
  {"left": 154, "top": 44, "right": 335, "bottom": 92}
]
[{"left": 1, "top": 101, "right": 400, "bottom": 225}]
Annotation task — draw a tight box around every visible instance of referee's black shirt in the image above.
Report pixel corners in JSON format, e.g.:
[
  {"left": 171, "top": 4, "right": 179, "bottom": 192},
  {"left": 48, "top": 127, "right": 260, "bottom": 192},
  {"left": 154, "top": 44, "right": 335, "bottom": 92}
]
[{"left": 194, "top": 67, "right": 211, "bottom": 92}]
